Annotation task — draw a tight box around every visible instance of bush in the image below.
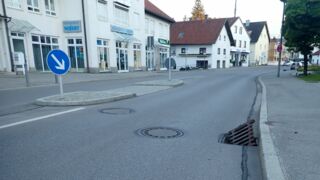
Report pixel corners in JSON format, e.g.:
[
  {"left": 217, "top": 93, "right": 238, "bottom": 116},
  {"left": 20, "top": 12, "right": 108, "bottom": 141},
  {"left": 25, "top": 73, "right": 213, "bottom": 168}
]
[{"left": 297, "top": 65, "right": 320, "bottom": 72}]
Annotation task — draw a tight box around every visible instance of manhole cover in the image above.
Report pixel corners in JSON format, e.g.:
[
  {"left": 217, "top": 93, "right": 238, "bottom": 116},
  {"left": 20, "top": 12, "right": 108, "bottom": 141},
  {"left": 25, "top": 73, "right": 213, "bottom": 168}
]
[
  {"left": 100, "top": 108, "right": 135, "bottom": 115},
  {"left": 136, "top": 127, "right": 184, "bottom": 139}
]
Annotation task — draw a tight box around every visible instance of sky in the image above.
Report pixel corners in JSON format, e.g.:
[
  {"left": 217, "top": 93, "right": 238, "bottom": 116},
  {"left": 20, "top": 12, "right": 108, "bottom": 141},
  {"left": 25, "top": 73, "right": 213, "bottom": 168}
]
[{"left": 149, "top": 0, "right": 284, "bottom": 38}]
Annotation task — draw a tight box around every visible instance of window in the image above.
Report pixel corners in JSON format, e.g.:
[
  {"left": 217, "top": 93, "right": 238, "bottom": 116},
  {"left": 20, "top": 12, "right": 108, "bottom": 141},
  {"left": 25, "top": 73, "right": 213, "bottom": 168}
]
[
  {"left": 199, "top": 48, "right": 206, "bottom": 54},
  {"left": 114, "top": 3, "right": 129, "bottom": 26},
  {"left": 240, "top": 27, "right": 243, "bottom": 35},
  {"left": 45, "top": 0, "right": 56, "bottom": 16},
  {"left": 234, "top": 26, "right": 237, "bottom": 33},
  {"left": 234, "top": 40, "right": 237, "bottom": 47},
  {"left": 145, "top": 18, "right": 149, "bottom": 33},
  {"left": 97, "top": 0, "right": 108, "bottom": 21},
  {"left": 218, "top": 48, "right": 221, "bottom": 55},
  {"left": 149, "top": 19, "right": 155, "bottom": 35},
  {"left": 224, "top": 36, "right": 226, "bottom": 41},
  {"left": 239, "top": 40, "right": 242, "bottom": 48},
  {"left": 27, "top": 0, "right": 40, "bottom": 12},
  {"left": 244, "top": 41, "right": 247, "bottom": 48},
  {"left": 32, "top": 35, "right": 59, "bottom": 71},
  {"left": 7, "top": 0, "right": 21, "bottom": 9},
  {"left": 223, "top": 49, "right": 226, "bottom": 55},
  {"left": 181, "top": 48, "right": 186, "bottom": 54},
  {"left": 219, "top": 35, "right": 221, "bottom": 41},
  {"left": 134, "top": 44, "right": 142, "bottom": 69}
]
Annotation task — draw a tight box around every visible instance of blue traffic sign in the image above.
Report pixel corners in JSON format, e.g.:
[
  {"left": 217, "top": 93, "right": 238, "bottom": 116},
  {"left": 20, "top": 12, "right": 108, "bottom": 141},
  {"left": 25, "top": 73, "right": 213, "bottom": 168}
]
[{"left": 47, "top": 49, "right": 70, "bottom": 75}]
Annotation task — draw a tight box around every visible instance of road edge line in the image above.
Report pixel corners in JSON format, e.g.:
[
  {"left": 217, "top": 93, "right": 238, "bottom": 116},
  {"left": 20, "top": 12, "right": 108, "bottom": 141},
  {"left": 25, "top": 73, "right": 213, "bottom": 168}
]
[
  {"left": 258, "top": 76, "right": 286, "bottom": 180},
  {"left": 0, "top": 107, "right": 85, "bottom": 130}
]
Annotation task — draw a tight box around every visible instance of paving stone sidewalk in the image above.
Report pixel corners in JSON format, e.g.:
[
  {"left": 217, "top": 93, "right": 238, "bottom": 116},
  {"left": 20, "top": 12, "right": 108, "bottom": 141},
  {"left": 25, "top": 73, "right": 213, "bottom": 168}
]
[
  {"left": 261, "top": 71, "right": 320, "bottom": 180},
  {"left": 0, "top": 71, "right": 163, "bottom": 90}
]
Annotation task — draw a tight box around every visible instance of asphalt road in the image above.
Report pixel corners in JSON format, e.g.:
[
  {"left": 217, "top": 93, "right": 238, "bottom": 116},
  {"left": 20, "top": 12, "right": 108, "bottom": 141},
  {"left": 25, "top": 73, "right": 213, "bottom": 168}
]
[{"left": 0, "top": 67, "right": 273, "bottom": 180}]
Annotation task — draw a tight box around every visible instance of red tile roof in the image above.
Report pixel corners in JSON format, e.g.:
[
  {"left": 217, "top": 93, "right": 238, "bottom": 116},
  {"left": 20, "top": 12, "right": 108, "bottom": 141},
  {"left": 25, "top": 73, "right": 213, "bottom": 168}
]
[
  {"left": 170, "top": 18, "right": 234, "bottom": 45},
  {"left": 313, "top": 50, "right": 320, "bottom": 56},
  {"left": 145, "top": 0, "right": 175, "bottom": 23}
]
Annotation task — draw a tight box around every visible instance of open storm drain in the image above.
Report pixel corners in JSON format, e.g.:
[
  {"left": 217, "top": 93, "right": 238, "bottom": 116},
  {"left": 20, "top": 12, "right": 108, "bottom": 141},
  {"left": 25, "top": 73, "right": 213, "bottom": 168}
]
[
  {"left": 136, "top": 127, "right": 184, "bottom": 139},
  {"left": 219, "top": 120, "right": 258, "bottom": 146},
  {"left": 100, "top": 108, "right": 135, "bottom": 115}
]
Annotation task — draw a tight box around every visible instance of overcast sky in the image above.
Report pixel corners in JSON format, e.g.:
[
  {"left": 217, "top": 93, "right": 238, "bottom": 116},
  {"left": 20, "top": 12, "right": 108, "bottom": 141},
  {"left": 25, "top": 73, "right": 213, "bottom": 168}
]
[{"left": 149, "top": 0, "right": 284, "bottom": 38}]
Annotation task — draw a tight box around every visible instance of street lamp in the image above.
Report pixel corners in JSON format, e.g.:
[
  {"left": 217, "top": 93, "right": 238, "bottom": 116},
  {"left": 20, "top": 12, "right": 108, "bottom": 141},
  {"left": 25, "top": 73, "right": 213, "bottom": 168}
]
[{"left": 277, "top": 0, "right": 287, "bottom": 78}]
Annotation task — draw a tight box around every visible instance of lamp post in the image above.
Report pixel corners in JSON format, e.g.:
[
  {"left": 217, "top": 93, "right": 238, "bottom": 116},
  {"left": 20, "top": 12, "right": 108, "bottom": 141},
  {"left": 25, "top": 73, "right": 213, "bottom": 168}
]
[{"left": 277, "top": 0, "right": 287, "bottom": 78}]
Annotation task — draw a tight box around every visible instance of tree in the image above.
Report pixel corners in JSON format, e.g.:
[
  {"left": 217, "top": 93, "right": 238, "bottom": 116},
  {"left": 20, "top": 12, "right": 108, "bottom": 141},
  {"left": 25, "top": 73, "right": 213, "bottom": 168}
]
[
  {"left": 284, "top": 0, "right": 320, "bottom": 75},
  {"left": 191, "top": 0, "right": 206, "bottom": 20}
]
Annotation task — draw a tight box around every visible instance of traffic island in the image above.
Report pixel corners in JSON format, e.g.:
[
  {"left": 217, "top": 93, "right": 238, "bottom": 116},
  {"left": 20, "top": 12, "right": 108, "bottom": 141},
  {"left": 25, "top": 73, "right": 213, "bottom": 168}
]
[
  {"left": 35, "top": 91, "right": 136, "bottom": 106},
  {"left": 135, "top": 79, "right": 184, "bottom": 87}
]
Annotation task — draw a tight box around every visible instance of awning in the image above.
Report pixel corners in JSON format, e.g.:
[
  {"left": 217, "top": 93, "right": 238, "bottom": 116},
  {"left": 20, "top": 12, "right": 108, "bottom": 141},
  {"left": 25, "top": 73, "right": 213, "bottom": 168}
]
[
  {"left": 8, "top": 18, "right": 40, "bottom": 33},
  {"left": 113, "top": 32, "right": 140, "bottom": 42}
]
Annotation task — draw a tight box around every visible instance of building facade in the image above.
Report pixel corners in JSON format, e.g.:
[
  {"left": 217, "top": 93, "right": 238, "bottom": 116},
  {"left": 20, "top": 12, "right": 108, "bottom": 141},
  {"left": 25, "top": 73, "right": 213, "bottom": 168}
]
[
  {"left": 1, "top": 0, "right": 146, "bottom": 73},
  {"left": 170, "top": 18, "right": 234, "bottom": 69},
  {"left": 268, "top": 37, "right": 290, "bottom": 65},
  {"left": 144, "top": 0, "right": 174, "bottom": 71},
  {"left": 227, "top": 17, "right": 250, "bottom": 67},
  {"left": 245, "top": 21, "right": 270, "bottom": 66}
]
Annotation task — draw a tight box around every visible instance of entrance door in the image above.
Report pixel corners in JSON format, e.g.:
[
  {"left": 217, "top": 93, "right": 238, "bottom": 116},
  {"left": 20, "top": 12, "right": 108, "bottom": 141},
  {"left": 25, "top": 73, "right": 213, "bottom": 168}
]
[
  {"left": 146, "top": 51, "right": 154, "bottom": 70},
  {"left": 223, "top": 60, "right": 226, "bottom": 68},
  {"left": 217, "top": 60, "right": 221, "bottom": 69},
  {"left": 67, "top": 38, "right": 85, "bottom": 72},
  {"left": 116, "top": 41, "right": 129, "bottom": 72}
]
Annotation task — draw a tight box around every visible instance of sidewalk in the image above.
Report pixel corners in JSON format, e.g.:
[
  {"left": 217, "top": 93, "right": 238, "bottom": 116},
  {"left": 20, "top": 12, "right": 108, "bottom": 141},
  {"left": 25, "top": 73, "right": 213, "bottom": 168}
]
[
  {"left": 261, "top": 71, "right": 320, "bottom": 180},
  {"left": 0, "top": 71, "right": 164, "bottom": 90}
]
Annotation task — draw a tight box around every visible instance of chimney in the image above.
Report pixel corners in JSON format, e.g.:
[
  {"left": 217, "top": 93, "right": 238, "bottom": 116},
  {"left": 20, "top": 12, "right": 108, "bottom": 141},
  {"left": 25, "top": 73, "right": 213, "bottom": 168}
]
[{"left": 245, "top": 20, "right": 250, "bottom": 27}]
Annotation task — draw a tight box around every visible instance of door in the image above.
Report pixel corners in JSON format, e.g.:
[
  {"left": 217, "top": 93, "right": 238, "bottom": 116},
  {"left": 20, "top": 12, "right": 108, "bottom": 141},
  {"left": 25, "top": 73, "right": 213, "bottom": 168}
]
[
  {"left": 117, "top": 48, "right": 128, "bottom": 71},
  {"left": 217, "top": 60, "right": 221, "bottom": 69},
  {"left": 146, "top": 51, "right": 154, "bottom": 70},
  {"left": 67, "top": 38, "right": 85, "bottom": 72},
  {"left": 12, "top": 39, "right": 26, "bottom": 55},
  {"left": 223, "top": 60, "right": 226, "bottom": 68}
]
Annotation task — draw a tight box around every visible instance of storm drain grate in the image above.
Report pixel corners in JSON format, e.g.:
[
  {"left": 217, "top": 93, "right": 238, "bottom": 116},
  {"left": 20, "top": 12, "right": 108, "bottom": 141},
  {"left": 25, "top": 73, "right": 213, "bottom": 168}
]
[
  {"left": 99, "top": 108, "right": 135, "bottom": 115},
  {"left": 219, "top": 120, "right": 258, "bottom": 146},
  {"left": 136, "top": 127, "right": 184, "bottom": 139}
]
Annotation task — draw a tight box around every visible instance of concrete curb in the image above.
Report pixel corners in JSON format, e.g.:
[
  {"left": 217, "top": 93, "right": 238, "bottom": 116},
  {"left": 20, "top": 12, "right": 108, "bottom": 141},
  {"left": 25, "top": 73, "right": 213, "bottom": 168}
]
[
  {"left": 35, "top": 91, "right": 136, "bottom": 106},
  {"left": 258, "top": 76, "right": 286, "bottom": 180},
  {"left": 135, "top": 79, "right": 184, "bottom": 87}
]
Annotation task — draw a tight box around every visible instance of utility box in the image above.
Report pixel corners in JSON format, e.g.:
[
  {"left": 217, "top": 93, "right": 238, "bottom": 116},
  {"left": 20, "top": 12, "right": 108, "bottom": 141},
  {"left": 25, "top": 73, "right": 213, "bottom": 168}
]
[{"left": 13, "top": 52, "right": 25, "bottom": 75}]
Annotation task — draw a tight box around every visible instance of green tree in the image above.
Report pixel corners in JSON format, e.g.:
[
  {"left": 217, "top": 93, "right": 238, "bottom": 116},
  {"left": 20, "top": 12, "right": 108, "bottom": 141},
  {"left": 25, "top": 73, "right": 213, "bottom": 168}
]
[
  {"left": 191, "top": 0, "right": 206, "bottom": 20},
  {"left": 284, "top": 0, "right": 320, "bottom": 75}
]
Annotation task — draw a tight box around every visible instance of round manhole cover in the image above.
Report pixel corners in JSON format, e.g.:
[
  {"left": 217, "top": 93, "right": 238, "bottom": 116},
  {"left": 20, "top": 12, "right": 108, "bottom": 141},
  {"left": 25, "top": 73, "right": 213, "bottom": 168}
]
[
  {"left": 100, "top": 108, "right": 135, "bottom": 115},
  {"left": 136, "top": 127, "right": 184, "bottom": 139}
]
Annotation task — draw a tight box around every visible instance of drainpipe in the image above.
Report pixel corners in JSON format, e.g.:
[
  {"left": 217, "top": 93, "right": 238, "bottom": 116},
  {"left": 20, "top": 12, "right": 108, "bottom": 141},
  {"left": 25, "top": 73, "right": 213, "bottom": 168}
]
[
  {"left": 1, "top": 0, "right": 14, "bottom": 72},
  {"left": 81, "top": 0, "right": 90, "bottom": 73}
]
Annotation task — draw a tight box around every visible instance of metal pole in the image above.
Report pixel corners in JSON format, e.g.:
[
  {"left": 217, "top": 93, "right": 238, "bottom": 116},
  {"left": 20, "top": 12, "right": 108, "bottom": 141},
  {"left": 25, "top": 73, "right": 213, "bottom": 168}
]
[
  {"left": 277, "top": 1, "right": 286, "bottom": 78},
  {"left": 59, "top": 75, "right": 64, "bottom": 97},
  {"left": 169, "top": 57, "right": 172, "bottom": 81},
  {"left": 24, "top": 56, "right": 30, "bottom": 87}
]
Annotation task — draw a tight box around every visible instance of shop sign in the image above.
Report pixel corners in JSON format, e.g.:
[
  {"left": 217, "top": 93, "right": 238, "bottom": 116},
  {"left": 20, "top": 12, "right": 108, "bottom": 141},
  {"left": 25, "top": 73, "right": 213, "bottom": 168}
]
[
  {"left": 63, "top": 21, "right": 81, "bottom": 33},
  {"left": 158, "top": 38, "right": 170, "bottom": 45}
]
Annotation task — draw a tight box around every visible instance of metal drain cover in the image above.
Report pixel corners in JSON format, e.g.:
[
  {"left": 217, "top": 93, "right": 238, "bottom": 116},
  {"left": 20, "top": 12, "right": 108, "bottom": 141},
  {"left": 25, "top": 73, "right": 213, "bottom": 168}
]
[
  {"left": 136, "top": 127, "right": 184, "bottom": 139},
  {"left": 100, "top": 108, "right": 135, "bottom": 115}
]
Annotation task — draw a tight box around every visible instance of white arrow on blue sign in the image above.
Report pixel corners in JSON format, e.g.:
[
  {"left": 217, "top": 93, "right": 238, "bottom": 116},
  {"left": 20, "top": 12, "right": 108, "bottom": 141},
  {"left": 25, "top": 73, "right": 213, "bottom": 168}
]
[{"left": 47, "top": 49, "right": 71, "bottom": 75}]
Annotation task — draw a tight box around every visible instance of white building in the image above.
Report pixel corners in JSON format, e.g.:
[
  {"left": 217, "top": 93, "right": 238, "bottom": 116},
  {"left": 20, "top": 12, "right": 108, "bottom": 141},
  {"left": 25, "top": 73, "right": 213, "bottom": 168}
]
[
  {"left": 170, "top": 18, "right": 234, "bottom": 69},
  {"left": 245, "top": 21, "right": 270, "bottom": 66},
  {"left": 144, "top": 0, "right": 174, "bottom": 71},
  {"left": 227, "top": 17, "right": 251, "bottom": 67},
  {"left": 0, "top": 0, "right": 146, "bottom": 73},
  {"left": 312, "top": 50, "right": 320, "bottom": 65}
]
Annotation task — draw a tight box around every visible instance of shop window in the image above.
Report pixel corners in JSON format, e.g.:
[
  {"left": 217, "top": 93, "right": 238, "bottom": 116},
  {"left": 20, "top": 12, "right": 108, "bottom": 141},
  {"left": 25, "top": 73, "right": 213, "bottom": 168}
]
[
  {"left": 27, "top": 0, "right": 40, "bottom": 13},
  {"left": 45, "top": 0, "right": 56, "bottom": 16},
  {"left": 133, "top": 44, "right": 142, "bottom": 69},
  {"left": 31, "top": 35, "right": 59, "bottom": 71},
  {"left": 67, "top": 38, "right": 85, "bottom": 71}
]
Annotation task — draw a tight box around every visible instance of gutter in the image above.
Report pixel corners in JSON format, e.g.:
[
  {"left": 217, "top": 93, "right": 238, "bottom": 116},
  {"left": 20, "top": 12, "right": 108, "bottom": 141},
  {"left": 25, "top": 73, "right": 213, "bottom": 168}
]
[
  {"left": 81, "top": 0, "right": 90, "bottom": 73},
  {"left": 1, "top": 0, "right": 14, "bottom": 72}
]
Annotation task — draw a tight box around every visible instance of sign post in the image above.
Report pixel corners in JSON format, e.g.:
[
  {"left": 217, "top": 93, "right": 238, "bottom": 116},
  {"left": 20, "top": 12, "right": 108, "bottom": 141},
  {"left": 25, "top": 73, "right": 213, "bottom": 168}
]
[
  {"left": 165, "top": 57, "right": 176, "bottom": 81},
  {"left": 47, "top": 50, "right": 71, "bottom": 97}
]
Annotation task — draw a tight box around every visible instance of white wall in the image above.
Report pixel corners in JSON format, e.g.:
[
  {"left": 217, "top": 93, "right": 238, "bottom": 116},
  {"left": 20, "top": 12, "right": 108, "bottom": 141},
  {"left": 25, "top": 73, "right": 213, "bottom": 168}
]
[
  {"left": 212, "top": 25, "right": 231, "bottom": 68},
  {"left": 250, "top": 25, "right": 269, "bottom": 65},
  {"left": 230, "top": 18, "right": 251, "bottom": 67}
]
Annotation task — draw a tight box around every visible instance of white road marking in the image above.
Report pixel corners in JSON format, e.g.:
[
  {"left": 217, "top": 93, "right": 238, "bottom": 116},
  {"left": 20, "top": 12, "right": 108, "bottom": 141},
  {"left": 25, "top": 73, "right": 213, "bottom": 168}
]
[{"left": 0, "top": 107, "right": 85, "bottom": 130}]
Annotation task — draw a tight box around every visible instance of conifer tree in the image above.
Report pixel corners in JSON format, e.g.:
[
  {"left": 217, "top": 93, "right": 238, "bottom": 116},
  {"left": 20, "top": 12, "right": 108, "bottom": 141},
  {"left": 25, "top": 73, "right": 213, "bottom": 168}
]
[{"left": 191, "top": 0, "right": 206, "bottom": 20}]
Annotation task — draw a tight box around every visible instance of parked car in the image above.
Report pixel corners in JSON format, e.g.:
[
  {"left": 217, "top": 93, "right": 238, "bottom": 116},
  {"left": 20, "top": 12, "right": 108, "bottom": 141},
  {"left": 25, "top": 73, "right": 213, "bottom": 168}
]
[{"left": 283, "top": 60, "right": 294, "bottom": 66}]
